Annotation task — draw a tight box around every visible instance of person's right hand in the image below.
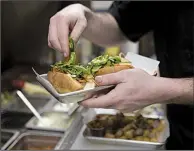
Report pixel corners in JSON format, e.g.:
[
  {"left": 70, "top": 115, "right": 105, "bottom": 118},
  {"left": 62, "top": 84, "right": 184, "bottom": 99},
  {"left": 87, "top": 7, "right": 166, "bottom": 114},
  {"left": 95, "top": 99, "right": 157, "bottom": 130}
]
[{"left": 48, "top": 4, "right": 89, "bottom": 57}]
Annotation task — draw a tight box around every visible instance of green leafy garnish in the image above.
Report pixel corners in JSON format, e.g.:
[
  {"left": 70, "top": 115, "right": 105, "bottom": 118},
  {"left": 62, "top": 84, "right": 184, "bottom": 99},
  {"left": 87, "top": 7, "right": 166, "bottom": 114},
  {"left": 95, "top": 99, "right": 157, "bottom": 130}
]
[
  {"left": 50, "top": 38, "right": 91, "bottom": 79},
  {"left": 1, "top": 91, "right": 13, "bottom": 106},
  {"left": 87, "top": 54, "right": 124, "bottom": 75},
  {"left": 50, "top": 38, "right": 130, "bottom": 81},
  {"left": 51, "top": 62, "right": 90, "bottom": 78},
  {"left": 67, "top": 52, "right": 76, "bottom": 65},
  {"left": 69, "top": 37, "right": 74, "bottom": 52}
]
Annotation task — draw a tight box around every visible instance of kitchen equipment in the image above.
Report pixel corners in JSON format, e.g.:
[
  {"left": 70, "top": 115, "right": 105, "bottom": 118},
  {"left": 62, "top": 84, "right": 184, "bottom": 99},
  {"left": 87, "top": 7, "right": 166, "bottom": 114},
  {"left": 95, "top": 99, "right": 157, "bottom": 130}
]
[
  {"left": 83, "top": 127, "right": 165, "bottom": 149},
  {"left": 82, "top": 108, "right": 169, "bottom": 150},
  {"left": 25, "top": 111, "right": 82, "bottom": 132},
  {"left": 1, "top": 111, "right": 33, "bottom": 129},
  {"left": 1, "top": 129, "right": 20, "bottom": 150},
  {"left": 7, "top": 131, "right": 64, "bottom": 150},
  {"left": 16, "top": 90, "right": 44, "bottom": 124},
  {"left": 41, "top": 98, "right": 79, "bottom": 116},
  {"left": 1, "top": 90, "right": 49, "bottom": 113}
]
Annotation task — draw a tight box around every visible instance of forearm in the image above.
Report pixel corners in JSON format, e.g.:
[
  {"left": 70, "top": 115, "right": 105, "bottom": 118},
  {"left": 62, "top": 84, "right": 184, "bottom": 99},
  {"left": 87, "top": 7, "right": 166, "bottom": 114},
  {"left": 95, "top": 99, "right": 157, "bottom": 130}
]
[
  {"left": 83, "top": 7, "right": 127, "bottom": 47},
  {"left": 155, "top": 77, "right": 194, "bottom": 104}
]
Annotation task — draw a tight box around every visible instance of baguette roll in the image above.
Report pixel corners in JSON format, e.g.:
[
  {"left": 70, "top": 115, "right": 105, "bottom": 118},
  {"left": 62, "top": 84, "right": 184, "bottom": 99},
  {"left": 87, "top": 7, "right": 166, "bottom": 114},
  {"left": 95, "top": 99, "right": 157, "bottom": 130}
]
[
  {"left": 96, "top": 63, "right": 134, "bottom": 76},
  {"left": 48, "top": 71, "right": 84, "bottom": 93}
]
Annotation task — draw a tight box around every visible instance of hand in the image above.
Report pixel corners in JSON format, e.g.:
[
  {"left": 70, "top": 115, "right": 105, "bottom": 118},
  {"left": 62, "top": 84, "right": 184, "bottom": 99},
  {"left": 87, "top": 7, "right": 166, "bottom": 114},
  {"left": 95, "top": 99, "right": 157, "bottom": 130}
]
[
  {"left": 81, "top": 69, "right": 169, "bottom": 113},
  {"left": 48, "top": 4, "right": 89, "bottom": 57}
]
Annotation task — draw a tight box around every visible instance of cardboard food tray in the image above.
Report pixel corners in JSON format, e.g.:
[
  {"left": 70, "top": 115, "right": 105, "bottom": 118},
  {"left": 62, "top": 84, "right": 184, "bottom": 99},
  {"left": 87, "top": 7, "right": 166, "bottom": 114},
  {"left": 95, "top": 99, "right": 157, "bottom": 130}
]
[
  {"left": 82, "top": 109, "right": 169, "bottom": 149},
  {"left": 32, "top": 52, "right": 160, "bottom": 104}
]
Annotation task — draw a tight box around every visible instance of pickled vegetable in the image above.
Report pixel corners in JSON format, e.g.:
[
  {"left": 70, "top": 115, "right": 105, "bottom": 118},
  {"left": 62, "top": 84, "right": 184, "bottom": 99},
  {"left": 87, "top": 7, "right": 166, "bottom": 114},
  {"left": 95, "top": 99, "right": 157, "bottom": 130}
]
[
  {"left": 87, "top": 113, "right": 165, "bottom": 142},
  {"left": 143, "top": 137, "right": 150, "bottom": 142},
  {"left": 143, "top": 130, "right": 150, "bottom": 137},
  {"left": 134, "top": 136, "right": 144, "bottom": 141},
  {"left": 105, "top": 133, "right": 115, "bottom": 138},
  {"left": 134, "top": 128, "right": 143, "bottom": 136},
  {"left": 119, "top": 136, "right": 127, "bottom": 139},
  {"left": 124, "top": 129, "right": 134, "bottom": 139},
  {"left": 115, "top": 129, "right": 124, "bottom": 138},
  {"left": 150, "top": 137, "right": 158, "bottom": 142}
]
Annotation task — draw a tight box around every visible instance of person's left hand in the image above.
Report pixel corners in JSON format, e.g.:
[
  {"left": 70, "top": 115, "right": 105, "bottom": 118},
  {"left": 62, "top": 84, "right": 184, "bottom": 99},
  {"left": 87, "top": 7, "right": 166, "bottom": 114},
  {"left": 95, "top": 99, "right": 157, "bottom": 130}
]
[{"left": 81, "top": 68, "right": 166, "bottom": 113}]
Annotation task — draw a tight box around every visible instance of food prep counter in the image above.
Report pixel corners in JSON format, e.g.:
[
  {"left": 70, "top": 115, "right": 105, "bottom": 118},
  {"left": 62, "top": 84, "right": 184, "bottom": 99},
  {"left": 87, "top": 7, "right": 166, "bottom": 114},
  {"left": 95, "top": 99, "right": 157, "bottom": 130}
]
[{"left": 1, "top": 89, "right": 168, "bottom": 150}]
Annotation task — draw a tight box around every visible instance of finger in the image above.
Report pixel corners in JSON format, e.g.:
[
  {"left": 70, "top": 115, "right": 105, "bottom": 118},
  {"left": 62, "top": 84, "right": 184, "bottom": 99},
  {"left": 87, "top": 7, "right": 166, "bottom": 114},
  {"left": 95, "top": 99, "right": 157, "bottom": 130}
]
[
  {"left": 80, "top": 89, "right": 118, "bottom": 108},
  {"left": 95, "top": 72, "right": 124, "bottom": 86},
  {"left": 48, "top": 18, "right": 62, "bottom": 52},
  {"left": 84, "top": 87, "right": 112, "bottom": 100},
  {"left": 48, "top": 34, "right": 52, "bottom": 48},
  {"left": 70, "top": 17, "right": 87, "bottom": 43},
  {"left": 57, "top": 16, "right": 69, "bottom": 57}
]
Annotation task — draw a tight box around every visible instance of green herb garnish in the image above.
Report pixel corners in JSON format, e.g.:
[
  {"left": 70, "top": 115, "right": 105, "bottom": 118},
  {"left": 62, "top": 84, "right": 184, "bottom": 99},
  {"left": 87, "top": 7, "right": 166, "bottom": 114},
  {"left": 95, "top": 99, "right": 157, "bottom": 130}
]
[
  {"left": 69, "top": 37, "right": 75, "bottom": 52},
  {"left": 87, "top": 54, "right": 125, "bottom": 75}
]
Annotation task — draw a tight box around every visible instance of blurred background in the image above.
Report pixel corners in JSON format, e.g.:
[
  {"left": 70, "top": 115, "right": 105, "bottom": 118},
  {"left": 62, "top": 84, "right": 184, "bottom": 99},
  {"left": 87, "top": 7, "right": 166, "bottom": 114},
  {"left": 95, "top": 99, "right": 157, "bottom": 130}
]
[
  {"left": 1, "top": 1, "right": 163, "bottom": 150},
  {"left": 1, "top": 1, "right": 155, "bottom": 73}
]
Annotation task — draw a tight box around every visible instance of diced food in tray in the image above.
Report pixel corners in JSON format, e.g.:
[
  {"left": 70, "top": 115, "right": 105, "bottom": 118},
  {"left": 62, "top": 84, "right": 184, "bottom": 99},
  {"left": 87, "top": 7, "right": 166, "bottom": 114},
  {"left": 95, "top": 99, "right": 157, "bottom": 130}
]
[{"left": 86, "top": 113, "right": 166, "bottom": 143}]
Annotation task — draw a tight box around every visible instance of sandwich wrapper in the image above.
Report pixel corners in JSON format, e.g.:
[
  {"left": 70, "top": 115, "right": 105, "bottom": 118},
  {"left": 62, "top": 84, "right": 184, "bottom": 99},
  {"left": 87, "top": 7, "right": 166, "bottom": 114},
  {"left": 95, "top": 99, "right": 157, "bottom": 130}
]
[{"left": 32, "top": 52, "right": 160, "bottom": 104}]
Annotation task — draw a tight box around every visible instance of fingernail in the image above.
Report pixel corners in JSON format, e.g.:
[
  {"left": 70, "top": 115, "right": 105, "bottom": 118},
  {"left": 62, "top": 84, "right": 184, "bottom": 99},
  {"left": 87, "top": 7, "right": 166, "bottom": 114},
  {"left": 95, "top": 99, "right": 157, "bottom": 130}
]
[
  {"left": 64, "top": 52, "right": 67, "bottom": 57},
  {"left": 95, "top": 76, "right": 102, "bottom": 83}
]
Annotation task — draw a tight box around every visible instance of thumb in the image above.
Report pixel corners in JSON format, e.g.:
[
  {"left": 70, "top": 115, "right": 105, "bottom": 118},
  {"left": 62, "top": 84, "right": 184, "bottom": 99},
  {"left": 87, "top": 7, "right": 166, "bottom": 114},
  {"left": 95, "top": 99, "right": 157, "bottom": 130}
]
[{"left": 95, "top": 72, "right": 123, "bottom": 86}]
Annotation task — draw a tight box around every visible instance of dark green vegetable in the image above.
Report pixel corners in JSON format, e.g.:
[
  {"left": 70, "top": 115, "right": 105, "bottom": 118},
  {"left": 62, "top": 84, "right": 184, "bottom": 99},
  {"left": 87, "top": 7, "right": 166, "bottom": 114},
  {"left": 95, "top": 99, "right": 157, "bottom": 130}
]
[
  {"left": 50, "top": 39, "right": 130, "bottom": 80},
  {"left": 51, "top": 62, "right": 90, "bottom": 79},
  {"left": 1, "top": 91, "right": 13, "bottom": 105},
  {"left": 69, "top": 37, "right": 75, "bottom": 52},
  {"left": 68, "top": 52, "right": 76, "bottom": 65},
  {"left": 50, "top": 38, "right": 91, "bottom": 79}
]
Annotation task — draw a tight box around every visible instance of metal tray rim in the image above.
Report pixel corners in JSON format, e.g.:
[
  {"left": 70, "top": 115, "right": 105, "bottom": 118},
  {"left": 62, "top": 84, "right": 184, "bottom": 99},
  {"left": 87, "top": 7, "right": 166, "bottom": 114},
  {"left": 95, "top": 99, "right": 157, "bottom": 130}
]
[
  {"left": 41, "top": 98, "right": 79, "bottom": 115},
  {"left": 25, "top": 112, "right": 81, "bottom": 132},
  {"left": 1, "top": 129, "right": 20, "bottom": 150},
  {"left": 38, "top": 73, "right": 115, "bottom": 97},
  {"left": 82, "top": 127, "right": 164, "bottom": 148},
  {"left": 7, "top": 130, "right": 64, "bottom": 150}
]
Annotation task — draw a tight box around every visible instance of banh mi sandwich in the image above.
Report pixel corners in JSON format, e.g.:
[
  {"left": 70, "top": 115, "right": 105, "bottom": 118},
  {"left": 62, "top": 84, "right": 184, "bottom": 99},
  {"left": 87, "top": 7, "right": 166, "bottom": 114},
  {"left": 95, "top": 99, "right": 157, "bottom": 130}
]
[
  {"left": 48, "top": 62, "right": 95, "bottom": 93},
  {"left": 48, "top": 38, "right": 95, "bottom": 93},
  {"left": 86, "top": 53, "right": 134, "bottom": 76},
  {"left": 48, "top": 38, "right": 134, "bottom": 94}
]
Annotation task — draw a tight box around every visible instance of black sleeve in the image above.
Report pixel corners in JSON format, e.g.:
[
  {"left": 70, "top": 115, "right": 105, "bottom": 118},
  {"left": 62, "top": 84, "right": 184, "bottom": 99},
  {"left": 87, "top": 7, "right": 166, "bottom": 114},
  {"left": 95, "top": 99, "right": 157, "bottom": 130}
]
[{"left": 108, "top": 1, "right": 164, "bottom": 42}]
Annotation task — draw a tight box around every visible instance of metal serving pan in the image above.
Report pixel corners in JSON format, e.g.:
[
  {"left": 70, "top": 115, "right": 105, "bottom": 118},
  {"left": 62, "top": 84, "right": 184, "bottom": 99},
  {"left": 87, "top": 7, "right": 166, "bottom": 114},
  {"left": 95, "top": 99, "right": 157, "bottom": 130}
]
[
  {"left": 7, "top": 131, "right": 64, "bottom": 150},
  {"left": 1, "top": 111, "right": 33, "bottom": 129},
  {"left": 82, "top": 110, "right": 169, "bottom": 149},
  {"left": 25, "top": 111, "right": 82, "bottom": 132},
  {"left": 41, "top": 98, "right": 79, "bottom": 116},
  {"left": 1, "top": 129, "right": 20, "bottom": 150},
  {"left": 6, "top": 97, "right": 49, "bottom": 114},
  {"left": 83, "top": 128, "right": 165, "bottom": 149}
]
